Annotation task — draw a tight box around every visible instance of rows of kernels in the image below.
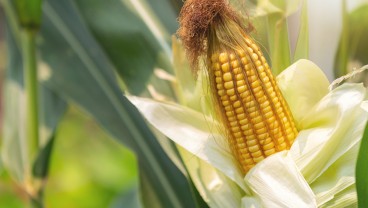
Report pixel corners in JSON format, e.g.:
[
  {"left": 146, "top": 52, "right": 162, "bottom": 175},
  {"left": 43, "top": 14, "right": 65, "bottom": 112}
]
[{"left": 210, "top": 39, "right": 298, "bottom": 174}]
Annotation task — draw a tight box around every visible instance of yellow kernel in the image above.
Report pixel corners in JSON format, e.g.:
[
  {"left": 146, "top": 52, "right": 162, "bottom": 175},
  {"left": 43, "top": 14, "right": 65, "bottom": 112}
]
[
  {"left": 247, "top": 47, "right": 253, "bottom": 53},
  {"left": 237, "top": 143, "right": 246, "bottom": 149},
  {"left": 229, "top": 121, "right": 237, "bottom": 127},
  {"left": 238, "top": 86, "right": 246, "bottom": 93},
  {"left": 256, "top": 128, "right": 267, "bottom": 135},
  {"left": 223, "top": 72, "right": 232, "bottom": 82},
  {"left": 214, "top": 70, "right": 221, "bottom": 77},
  {"left": 244, "top": 158, "right": 254, "bottom": 164},
  {"left": 233, "top": 101, "right": 241, "bottom": 108},
  {"left": 267, "top": 116, "right": 276, "bottom": 123},
  {"left": 229, "top": 53, "right": 236, "bottom": 60},
  {"left": 219, "top": 53, "right": 228, "bottom": 63},
  {"left": 224, "top": 81, "right": 234, "bottom": 90},
  {"left": 247, "top": 106, "right": 256, "bottom": 113},
  {"left": 264, "top": 111, "right": 273, "bottom": 118},
  {"left": 213, "top": 63, "right": 221, "bottom": 71},
  {"left": 249, "top": 108, "right": 259, "bottom": 116},
  {"left": 245, "top": 100, "right": 256, "bottom": 108},
  {"left": 259, "top": 72, "right": 267, "bottom": 78},
  {"left": 254, "top": 122, "right": 265, "bottom": 130},
  {"left": 277, "top": 137, "right": 285, "bottom": 144},
  {"left": 251, "top": 53, "right": 258, "bottom": 60},
  {"left": 261, "top": 56, "right": 266, "bottom": 63},
  {"left": 252, "top": 116, "right": 262, "bottom": 124},
  {"left": 216, "top": 84, "right": 223, "bottom": 90},
  {"left": 264, "top": 149, "right": 276, "bottom": 157},
  {"left": 215, "top": 77, "right": 222, "bottom": 84},
  {"left": 237, "top": 80, "right": 245, "bottom": 87},
  {"left": 253, "top": 85, "right": 262, "bottom": 93},
  {"left": 265, "top": 82, "right": 272, "bottom": 89},
  {"left": 255, "top": 60, "right": 262, "bottom": 66},
  {"left": 231, "top": 126, "right": 240, "bottom": 132},
  {"left": 253, "top": 156, "right": 265, "bottom": 163},
  {"left": 224, "top": 105, "right": 232, "bottom": 111},
  {"left": 229, "top": 95, "right": 237, "bottom": 101},
  {"left": 248, "top": 145, "right": 260, "bottom": 153},
  {"left": 251, "top": 81, "right": 261, "bottom": 88},
  {"left": 222, "top": 100, "right": 230, "bottom": 106},
  {"left": 234, "top": 132, "right": 242, "bottom": 138},
  {"left": 235, "top": 107, "right": 244, "bottom": 114},
  {"left": 233, "top": 67, "right": 242, "bottom": 74},
  {"left": 278, "top": 143, "right": 287, "bottom": 150},
  {"left": 228, "top": 116, "right": 236, "bottom": 122},
  {"left": 258, "top": 133, "right": 268, "bottom": 140},
  {"left": 236, "top": 73, "right": 244, "bottom": 80},
  {"left": 241, "top": 57, "right": 248, "bottom": 65},
  {"left": 239, "top": 119, "right": 248, "bottom": 126},
  {"left": 220, "top": 95, "right": 227, "bottom": 101},
  {"left": 237, "top": 113, "right": 246, "bottom": 120},
  {"left": 251, "top": 43, "right": 259, "bottom": 51},
  {"left": 251, "top": 151, "right": 263, "bottom": 158},
  {"left": 218, "top": 90, "right": 226, "bottom": 96},
  {"left": 246, "top": 139, "right": 257, "bottom": 146},
  {"left": 263, "top": 142, "right": 275, "bottom": 151},
  {"left": 231, "top": 60, "right": 240, "bottom": 68},
  {"left": 255, "top": 90, "right": 264, "bottom": 98},
  {"left": 260, "top": 100, "right": 270, "bottom": 108},
  {"left": 243, "top": 129, "right": 253, "bottom": 136},
  {"left": 262, "top": 105, "right": 271, "bottom": 113},
  {"left": 222, "top": 63, "right": 230, "bottom": 72},
  {"left": 226, "top": 111, "right": 234, "bottom": 117},
  {"left": 227, "top": 89, "right": 235, "bottom": 96}
]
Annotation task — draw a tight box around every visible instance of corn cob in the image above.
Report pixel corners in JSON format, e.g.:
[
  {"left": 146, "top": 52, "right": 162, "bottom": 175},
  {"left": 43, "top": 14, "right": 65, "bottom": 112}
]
[
  {"left": 209, "top": 36, "right": 298, "bottom": 173},
  {"left": 178, "top": 0, "right": 298, "bottom": 174}
]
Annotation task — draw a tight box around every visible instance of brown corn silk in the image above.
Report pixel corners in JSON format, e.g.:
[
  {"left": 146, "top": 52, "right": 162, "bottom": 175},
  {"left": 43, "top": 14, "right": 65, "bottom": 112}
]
[{"left": 178, "top": 0, "right": 298, "bottom": 174}]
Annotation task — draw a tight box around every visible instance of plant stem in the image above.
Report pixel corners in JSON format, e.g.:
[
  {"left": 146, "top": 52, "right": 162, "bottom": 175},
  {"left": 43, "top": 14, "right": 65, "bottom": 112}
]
[{"left": 22, "top": 29, "right": 39, "bottom": 164}]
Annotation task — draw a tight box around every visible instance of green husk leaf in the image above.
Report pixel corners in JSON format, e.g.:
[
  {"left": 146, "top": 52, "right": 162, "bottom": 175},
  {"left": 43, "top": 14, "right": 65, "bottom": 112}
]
[{"left": 356, "top": 120, "right": 368, "bottom": 207}]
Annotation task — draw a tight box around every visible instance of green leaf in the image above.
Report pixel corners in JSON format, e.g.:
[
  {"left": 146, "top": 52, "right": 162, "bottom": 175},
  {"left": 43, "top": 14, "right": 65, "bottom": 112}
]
[
  {"left": 2, "top": 13, "right": 67, "bottom": 183},
  {"left": 356, "top": 121, "right": 368, "bottom": 208},
  {"left": 334, "top": 3, "right": 368, "bottom": 78},
  {"left": 31, "top": 0, "right": 201, "bottom": 207},
  {"left": 73, "top": 0, "right": 177, "bottom": 95},
  {"left": 292, "top": 0, "right": 309, "bottom": 61}
]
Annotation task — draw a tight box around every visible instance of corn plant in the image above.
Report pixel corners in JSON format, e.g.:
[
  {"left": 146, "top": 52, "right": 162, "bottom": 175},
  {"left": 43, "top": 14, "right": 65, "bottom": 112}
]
[{"left": 1, "top": 0, "right": 368, "bottom": 207}]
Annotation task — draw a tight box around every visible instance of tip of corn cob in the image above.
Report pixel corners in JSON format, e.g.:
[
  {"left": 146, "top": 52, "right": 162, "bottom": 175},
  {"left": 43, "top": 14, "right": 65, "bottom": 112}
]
[{"left": 177, "top": 0, "right": 252, "bottom": 73}]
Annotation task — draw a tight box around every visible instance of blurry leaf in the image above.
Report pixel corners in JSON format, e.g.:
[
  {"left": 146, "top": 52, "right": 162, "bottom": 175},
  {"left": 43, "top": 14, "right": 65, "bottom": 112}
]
[
  {"left": 266, "top": 13, "right": 291, "bottom": 74},
  {"left": 73, "top": 0, "right": 176, "bottom": 95},
  {"left": 292, "top": 0, "right": 308, "bottom": 61},
  {"left": 110, "top": 185, "right": 142, "bottom": 208},
  {"left": 334, "top": 0, "right": 349, "bottom": 78},
  {"left": 30, "top": 0, "right": 201, "bottom": 207},
  {"left": 2, "top": 11, "right": 67, "bottom": 183},
  {"left": 356, "top": 121, "right": 368, "bottom": 208},
  {"left": 334, "top": 3, "right": 368, "bottom": 78}
]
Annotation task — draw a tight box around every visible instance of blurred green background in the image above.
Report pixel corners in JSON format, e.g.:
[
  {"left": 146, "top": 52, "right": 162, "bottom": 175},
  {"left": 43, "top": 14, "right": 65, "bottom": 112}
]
[{"left": 0, "top": 8, "right": 138, "bottom": 207}]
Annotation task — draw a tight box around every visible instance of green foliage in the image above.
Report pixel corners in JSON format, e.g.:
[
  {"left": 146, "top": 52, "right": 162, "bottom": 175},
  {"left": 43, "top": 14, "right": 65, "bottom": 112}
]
[
  {"left": 2, "top": 0, "right": 204, "bottom": 206},
  {"left": 356, "top": 121, "right": 368, "bottom": 208},
  {"left": 14, "top": 0, "right": 42, "bottom": 29},
  {"left": 334, "top": 3, "right": 368, "bottom": 78}
]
